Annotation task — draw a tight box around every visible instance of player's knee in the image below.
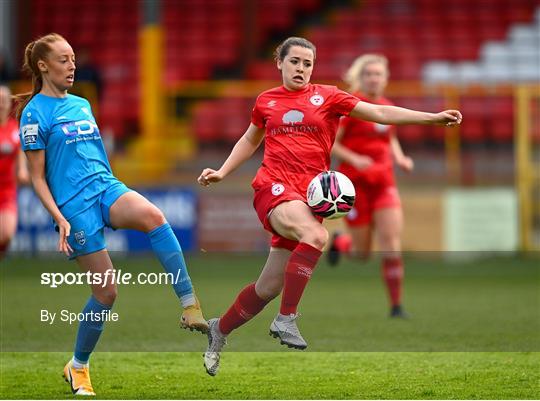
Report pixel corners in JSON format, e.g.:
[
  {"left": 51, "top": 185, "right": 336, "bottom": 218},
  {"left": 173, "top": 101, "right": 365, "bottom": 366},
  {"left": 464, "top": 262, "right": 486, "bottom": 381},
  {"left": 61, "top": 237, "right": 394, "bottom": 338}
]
[
  {"left": 145, "top": 206, "right": 166, "bottom": 231},
  {"left": 316, "top": 228, "right": 330, "bottom": 249},
  {"left": 255, "top": 280, "right": 282, "bottom": 301},
  {"left": 301, "top": 225, "right": 328, "bottom": 250},
  {"left": 94, "top": 286, "right": 117, "bottom": 306},
  {"left": 0, "top": 228, "right": 14, "bottom": 246},
  {"left": 378, "top": 233, "right": 400, "bottom": 252}
]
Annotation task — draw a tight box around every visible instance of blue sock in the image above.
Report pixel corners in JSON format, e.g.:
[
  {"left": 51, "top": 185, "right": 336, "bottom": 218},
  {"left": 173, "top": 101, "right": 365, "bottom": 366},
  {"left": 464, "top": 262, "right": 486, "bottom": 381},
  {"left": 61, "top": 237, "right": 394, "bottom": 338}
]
[
  {"left": 148, "top": 223, "right": 194, "bottom": 306},
  {"left": 74, "top": 296, "right": 111, "bottom": 364}
]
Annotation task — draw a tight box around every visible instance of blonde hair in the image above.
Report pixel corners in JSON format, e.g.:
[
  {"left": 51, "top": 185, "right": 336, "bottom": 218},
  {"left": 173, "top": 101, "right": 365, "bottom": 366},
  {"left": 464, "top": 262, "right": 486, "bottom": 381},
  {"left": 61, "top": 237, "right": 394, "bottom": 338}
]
[
  {"left": 14, "top": 33, "right": 67, "bottom": 120},
  {"left": 343, "top": 54, "right": 389, "bottom": 93}
]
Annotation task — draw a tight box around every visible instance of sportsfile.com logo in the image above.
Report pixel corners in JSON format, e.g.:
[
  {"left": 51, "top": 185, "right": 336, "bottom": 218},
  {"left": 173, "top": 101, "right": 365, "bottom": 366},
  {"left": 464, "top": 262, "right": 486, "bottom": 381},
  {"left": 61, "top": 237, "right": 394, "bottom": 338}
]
[{"left": 40, "top": 269, "right": 188, "bottom": 288}]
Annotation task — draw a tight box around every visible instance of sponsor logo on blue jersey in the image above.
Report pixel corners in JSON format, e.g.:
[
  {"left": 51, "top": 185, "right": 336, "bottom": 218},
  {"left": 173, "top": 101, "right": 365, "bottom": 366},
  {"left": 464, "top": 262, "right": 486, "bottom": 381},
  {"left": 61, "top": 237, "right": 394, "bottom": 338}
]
[{"left": 61, "top": 120, "right": 99, "bottom": 137}]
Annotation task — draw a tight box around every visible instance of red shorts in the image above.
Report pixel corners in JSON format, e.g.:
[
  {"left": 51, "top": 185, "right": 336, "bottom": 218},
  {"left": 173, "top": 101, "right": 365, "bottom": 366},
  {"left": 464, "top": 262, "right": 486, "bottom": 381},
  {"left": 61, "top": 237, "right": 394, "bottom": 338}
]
[
  {"left": 345, "top": 183, "right": 401, "bottom": 227},
  {"left": 253, "top": 182, "right": 306, "bottom": 252}
]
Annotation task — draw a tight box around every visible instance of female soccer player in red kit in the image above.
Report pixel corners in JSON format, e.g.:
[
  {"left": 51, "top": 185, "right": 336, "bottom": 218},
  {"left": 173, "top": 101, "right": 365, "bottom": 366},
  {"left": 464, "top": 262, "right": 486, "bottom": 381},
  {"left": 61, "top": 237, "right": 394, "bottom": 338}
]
[
  {"left": 198, "top": 37, "right": 461, "bottom": 376},
  {"left": 329, "top": 54, "right": 413, "bottom": 318},
  {"left": 0, "top": 85, "right": 30, "bottom": 259}
]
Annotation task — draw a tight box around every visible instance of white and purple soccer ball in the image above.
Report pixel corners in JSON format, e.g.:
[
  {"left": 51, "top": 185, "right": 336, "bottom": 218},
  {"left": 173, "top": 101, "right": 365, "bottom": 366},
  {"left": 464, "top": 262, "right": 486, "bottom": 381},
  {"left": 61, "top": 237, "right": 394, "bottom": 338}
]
[{"left": 306, "top": 171, "right": 356, "bottom": 219}]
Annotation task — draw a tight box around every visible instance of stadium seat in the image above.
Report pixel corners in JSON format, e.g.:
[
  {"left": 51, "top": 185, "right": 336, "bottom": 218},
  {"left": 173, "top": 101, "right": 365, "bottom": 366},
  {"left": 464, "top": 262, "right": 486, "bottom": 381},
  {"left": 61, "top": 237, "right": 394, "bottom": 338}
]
[
  {"left": 397, "top": 124, "right": 426, "bottom": 145},
  {"left": 461, "top": 118, "right": 487, "bottom": 144},
  {"left": 192, "top": 102, "right": 222, "bottom": 143},
  {"left": 246, "top": 61, "right": 280, "bottom": 80},
  {"left": 422, "top": 62, "right": 455, "bottom": 84},
  {"left": 489, "top": 117, "right": 514, "bottom": 143},
  {"left": 454, "top": 62, "right": 484, "bottom": 84}
]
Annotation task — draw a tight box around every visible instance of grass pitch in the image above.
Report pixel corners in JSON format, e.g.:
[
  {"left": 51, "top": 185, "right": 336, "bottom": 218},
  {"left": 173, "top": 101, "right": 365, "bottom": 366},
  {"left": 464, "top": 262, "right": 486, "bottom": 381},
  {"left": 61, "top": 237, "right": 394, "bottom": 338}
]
[
  {"left": 1, "top": 351, "right": 538, "bottom": 399},
  {"left": 1, "top": 253, "right": 539, "bottom": 398}
]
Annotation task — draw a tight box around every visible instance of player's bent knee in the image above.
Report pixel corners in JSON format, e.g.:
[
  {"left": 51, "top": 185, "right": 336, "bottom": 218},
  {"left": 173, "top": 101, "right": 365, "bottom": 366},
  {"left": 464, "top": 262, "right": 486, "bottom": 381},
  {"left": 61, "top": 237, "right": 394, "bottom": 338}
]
[
  {"left": 145, "top": 206, "right": 167, "bottom": 231},
  {"left": 255, "top": 281, "right": 282, "bottom": 301},
  {"left": 94, "top": 286, "right": 117, "bottom": 306},
  {"left": 301, "top": 225, "right": 328, "bottom": 250}
]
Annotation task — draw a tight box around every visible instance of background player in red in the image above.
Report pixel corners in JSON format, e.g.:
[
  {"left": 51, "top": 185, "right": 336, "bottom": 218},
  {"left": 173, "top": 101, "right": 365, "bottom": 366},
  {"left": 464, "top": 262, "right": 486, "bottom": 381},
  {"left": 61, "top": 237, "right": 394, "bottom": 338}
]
[
  {"left": 198, "top": 37, "right": 462, "bottom": 376},
  {"left": 329, "top": 54, "right": 414, "bottom": 318},
  {"left": 0, "top": 85, "right": 30, "bottom": 259}
]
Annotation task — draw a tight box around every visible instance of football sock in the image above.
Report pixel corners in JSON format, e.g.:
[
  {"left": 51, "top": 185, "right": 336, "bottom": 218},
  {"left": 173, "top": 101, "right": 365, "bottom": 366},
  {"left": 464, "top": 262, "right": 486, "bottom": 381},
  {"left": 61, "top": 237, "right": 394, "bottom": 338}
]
[
  {"left": 72, "top": 357, "right": 88, "bottom": 369},
  {"left": 148, "top": 223, "right": 195, "bottom": 307},
  {"left": 280, "top": 242, "right": 322, "bottom": 315},
  {"left": 382, "top": 256, "right": 404, "bottom": 307},
  {"left": 73, "top": 296, "right": 111, "bottom": 364},
  {"left": 334, "top": 233, "right": 352, "bottom": 253},
  {"left": 219, "top": 283, "right": 269, "bottom": 335}
]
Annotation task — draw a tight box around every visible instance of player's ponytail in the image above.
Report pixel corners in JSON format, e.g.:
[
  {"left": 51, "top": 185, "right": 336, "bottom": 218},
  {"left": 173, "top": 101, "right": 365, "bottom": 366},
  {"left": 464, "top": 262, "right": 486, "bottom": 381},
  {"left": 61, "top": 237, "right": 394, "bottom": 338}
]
[{"left": 14, "top": 33, "right": 66, "bottom": 121}]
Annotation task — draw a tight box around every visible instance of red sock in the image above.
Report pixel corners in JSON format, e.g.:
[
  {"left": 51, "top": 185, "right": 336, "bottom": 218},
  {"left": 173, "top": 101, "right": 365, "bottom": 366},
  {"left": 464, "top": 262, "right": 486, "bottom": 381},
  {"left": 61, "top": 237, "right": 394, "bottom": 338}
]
[
  {"left": 280, "top": 242, "right": 322, "bottom": 315},
  {"left": 218, "top": 283, "right": 269, "bottom": 335},
  {"left": 334, "top": 233, "right": 352, "bottom": 253},
  {"left": 0, "top": 241, "right": 8, "bottom": 256},
  {"left": 382, "top": 256, "right": 404, "bottom": 307}
]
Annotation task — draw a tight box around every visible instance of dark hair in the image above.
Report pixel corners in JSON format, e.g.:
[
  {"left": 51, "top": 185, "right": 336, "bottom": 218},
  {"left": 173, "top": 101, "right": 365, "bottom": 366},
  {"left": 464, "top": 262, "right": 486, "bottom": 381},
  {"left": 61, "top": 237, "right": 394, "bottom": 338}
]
[
  {"left": 14, "top": 33, "right": 67, "bottom": 120},
  {"left": 274, "top": 37, "right": 316, "bottom": 62}
]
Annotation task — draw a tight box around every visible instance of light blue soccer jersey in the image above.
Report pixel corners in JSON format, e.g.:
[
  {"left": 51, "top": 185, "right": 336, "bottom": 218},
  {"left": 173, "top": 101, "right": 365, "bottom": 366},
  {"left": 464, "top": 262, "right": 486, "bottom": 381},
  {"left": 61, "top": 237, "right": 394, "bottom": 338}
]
[{"left": 20, "top": 94, "right": 118, "bottom": 220}]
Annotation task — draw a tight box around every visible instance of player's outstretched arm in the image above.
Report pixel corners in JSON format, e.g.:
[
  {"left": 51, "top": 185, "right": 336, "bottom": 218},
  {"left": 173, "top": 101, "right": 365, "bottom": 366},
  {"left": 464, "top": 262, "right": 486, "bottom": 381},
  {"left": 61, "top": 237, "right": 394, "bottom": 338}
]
[
  {"left": 25, "top": 149, "right": 73, "bottom": 255},
  {"left": 350, "top": 101, "right": 462, "bottom": 127},
  {"left": 198, "top": 123, "right": 264, "bottom": 187}
]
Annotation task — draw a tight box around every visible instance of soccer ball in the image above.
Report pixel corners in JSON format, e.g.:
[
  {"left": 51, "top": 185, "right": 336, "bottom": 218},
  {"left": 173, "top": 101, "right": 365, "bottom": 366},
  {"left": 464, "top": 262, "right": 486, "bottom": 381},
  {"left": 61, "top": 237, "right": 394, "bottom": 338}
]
[{"left": 306, "top": 171, "right": 355, "bottom": 219}]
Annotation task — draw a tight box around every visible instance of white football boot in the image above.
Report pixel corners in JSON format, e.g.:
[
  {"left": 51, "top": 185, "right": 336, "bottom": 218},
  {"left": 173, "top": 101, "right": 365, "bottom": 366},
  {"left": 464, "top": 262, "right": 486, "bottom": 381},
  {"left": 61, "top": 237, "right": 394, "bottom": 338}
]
[
  {"left": 269, "top": 313, "right": 308, "bottom": 350},
  {"left": 203, "top": 318, "right": 227, "bottom": 376}
]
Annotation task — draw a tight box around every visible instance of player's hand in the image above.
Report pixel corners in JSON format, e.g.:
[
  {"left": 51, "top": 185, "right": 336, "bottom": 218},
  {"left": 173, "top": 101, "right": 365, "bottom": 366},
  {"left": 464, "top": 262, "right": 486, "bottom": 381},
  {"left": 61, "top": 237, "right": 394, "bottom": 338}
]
[
  {"left": 56, "top": 218, "right": 73, "bottom": 256},
  {"left": 198, "top": 168, "right": 224, "bottom": 186},
  {"left": 434, "top": 110, "right": 462, "bottom": 126},
  {"left": 350, "top": 154, "right": 374, "bottom": 170},
  {"left": 397, "top": 156, "right": 414, "bottom": 173}
]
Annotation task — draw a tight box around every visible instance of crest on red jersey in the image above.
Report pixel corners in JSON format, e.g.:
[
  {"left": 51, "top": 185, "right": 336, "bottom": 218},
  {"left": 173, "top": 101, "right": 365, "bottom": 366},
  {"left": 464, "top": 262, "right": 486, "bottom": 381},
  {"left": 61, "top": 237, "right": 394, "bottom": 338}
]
[
  {"left": 271, "top": 183, "right": 285, "bottom": 196},
  {"left": 310, "top": 94, "right": 324, "bottom": 106}
]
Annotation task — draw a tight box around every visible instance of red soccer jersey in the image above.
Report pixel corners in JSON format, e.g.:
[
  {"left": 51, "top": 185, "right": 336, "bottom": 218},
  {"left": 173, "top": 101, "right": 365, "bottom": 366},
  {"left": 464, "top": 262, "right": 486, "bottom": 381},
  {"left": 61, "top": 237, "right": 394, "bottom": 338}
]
[
  {"left": 251, "top": 84, "right": 358, "bottom": 195},
  {"left": 0, "top": 117, "right": 20, "bottom": 195},
  {"left": 337, "top": 93, "right": 396, "bottom": 187}
]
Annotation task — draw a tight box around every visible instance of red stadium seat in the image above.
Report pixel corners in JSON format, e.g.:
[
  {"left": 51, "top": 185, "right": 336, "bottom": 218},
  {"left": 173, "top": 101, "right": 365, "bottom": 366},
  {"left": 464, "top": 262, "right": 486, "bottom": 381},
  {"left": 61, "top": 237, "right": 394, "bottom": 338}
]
[
  {"left": 461, "top": 117, "right": 487, "bottom": 144},
  {"left": 246, "top": 61, "right": 280, "bottom": 80},
  {"left": 192, "top": 102, "right": 222, "bottom": 143},
  {"left": 488, "top": 117, "right": 514, "bottom": 143},
  {"left": 490, "top": 97, "right": 514, "bottom": 118},
  {"left": 397, "top": 125, "right": 426, "bottom": 145}
]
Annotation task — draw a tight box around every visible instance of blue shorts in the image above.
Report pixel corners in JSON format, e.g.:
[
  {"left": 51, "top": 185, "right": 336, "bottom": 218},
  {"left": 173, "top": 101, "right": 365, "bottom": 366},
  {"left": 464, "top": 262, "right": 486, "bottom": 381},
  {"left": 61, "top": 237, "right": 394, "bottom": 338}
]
[{"left": 63, "top": 181, "right": 131, "bottom": 259}]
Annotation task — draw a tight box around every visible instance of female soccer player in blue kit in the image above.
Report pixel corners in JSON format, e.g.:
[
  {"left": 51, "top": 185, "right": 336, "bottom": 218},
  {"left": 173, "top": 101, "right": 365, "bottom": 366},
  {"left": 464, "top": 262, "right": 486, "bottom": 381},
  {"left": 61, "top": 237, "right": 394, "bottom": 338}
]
[{"left": 16, "top": 33, "right": 207, "bottom": 396}]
